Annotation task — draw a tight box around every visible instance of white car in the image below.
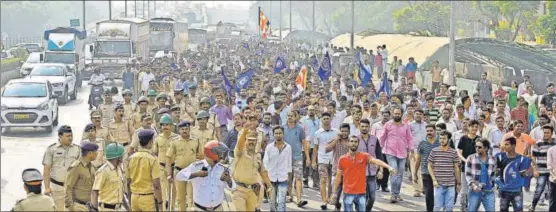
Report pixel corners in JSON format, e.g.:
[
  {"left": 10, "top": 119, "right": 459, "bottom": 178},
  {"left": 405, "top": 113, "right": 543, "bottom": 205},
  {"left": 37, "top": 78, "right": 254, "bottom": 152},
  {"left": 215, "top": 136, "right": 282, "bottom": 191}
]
[
  {"left": 27, "top": 63, "right": 77, "bottom": 104},
  {"left": 20, "top": 52, "right": 42, "bottom": 77},
  {"left": 0, "top": 78, "right": 59, "bottom": 133}
]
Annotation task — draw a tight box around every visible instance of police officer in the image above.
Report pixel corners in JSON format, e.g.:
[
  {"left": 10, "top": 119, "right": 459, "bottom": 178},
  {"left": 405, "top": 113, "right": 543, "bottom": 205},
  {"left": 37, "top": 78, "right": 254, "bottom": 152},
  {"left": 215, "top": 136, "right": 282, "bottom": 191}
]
[
  {"left": 199, "top": 97, "right": 220, "bottom": 132},
  {"left": 98, "top": 89, "right": 116, "bottom": 127},
  {"left": 108, "top": 104, "right": 134, "bottom": 165},
  {"left": 166, "top": 121, "right": 203, "bottom": 211},
  {"left": 82, "top": 123, "right": 106, "bottom": 168},
  {"left": 42, "top": 125, "right": 80, "bottom": 211},
  {"left": 232, "top": 129, "right": 272, "bottom": 211},
  {"left": 188, "top": 84, "right": 200, "bottom": 112},
  {"left": 64, "top": 141, "right": 99, "bottom": 211},
  {"left": 130, "top": 96, "right": 153, "bottom": 130},
  {"left": 153, "top": 115, "right": 179, "bottom": 211},
  {"left": 147, "top": 89, "right": 158, "bottom": 113},
  {"left": 12, "top": 169, "right": 56, "bottom": 211},
  {"left": 191, "top": 110, "right": 217, "bottom": 145},
  {"left": 126, "top": 129, "right": 163, "bottom": 211},
  {"left": 129, "top": 114, "right": 158, "bottom": 155},
  {"left": 87, "top": 110, "right": 113, "bottom": 142},
  {"left": 121, "top": 89, "right": 136, "bottom": 120},
  {"left": 175, "top": 141, "right": 232, "bottom": 211},
  {"left": 91, "top": 143, "right": 130, "bottom": 211}
]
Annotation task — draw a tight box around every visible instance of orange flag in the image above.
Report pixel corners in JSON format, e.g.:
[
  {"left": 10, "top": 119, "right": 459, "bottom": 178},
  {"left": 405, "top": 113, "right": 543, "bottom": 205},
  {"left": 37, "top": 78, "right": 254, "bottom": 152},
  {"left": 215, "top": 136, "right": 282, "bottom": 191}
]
[{"left": 295, "top": 66, "right": 308, "bottom": 90}]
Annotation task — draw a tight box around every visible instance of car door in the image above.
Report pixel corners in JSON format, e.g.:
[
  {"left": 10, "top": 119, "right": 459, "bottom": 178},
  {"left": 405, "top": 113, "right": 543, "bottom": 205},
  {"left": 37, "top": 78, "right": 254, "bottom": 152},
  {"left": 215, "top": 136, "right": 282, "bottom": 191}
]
[{"left": 65, "top": 66, "right": 75, "bottom": 92}]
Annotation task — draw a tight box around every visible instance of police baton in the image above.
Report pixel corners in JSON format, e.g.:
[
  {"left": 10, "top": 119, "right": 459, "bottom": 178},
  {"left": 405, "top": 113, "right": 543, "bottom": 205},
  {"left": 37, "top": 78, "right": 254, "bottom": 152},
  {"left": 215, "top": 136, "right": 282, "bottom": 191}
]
[{"left": 167, "top": 180, "right": 174, "bottom": 212}]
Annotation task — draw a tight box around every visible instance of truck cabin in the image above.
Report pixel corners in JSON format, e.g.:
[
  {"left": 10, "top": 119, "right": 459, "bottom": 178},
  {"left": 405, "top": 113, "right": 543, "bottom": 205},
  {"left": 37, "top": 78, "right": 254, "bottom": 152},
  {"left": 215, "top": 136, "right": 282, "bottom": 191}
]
[
  {"left": 150, "top": 18, "right": 176, "bottom": 54},
  {"left": 42, "top": 27, "right": 86, "bottom": 65}
]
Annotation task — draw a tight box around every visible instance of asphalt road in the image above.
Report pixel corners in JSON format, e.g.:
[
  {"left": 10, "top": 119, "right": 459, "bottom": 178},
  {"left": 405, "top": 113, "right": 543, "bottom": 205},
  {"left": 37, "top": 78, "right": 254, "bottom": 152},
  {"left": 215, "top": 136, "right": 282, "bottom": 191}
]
[{"left": 0, "top": 81, "right": 550, "bottom": 211}]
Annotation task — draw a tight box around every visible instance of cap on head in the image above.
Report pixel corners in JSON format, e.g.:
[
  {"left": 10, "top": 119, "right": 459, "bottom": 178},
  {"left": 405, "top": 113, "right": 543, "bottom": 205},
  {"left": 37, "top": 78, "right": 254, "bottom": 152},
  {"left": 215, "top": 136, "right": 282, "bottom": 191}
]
[
  {"left": 57, "top": 125, "right": 72, "bottom": 134},
  {"left": 159, "top": 114, "right": 173, "bottom": 124},
  {"left": 104, "top": 89, "right": 112, "bottom": 95},
  {"left": 22, "top": 168, "right": 43, "bottom": 185},
  {"left": 147, "top": 89, "right": 158, "bottom": 97},
  {"left": 137, "top": 129, "right": 156, "bottom": 140},
  {"left": 200, "top": 97, "right": 210, "bottom": 104},
  {"left": 84, "top": 123, "right": 95, "bottom": 132},
  {"left": 157, "top": 108, "right": 170, "bottom": 114},
  {"left": 90, "top": 110, "right": 102, "bottom": 118},
  {"left": 80, "top": 141, "right": 99, "bottom": 151},
  {"left": 141, "top": 113, "right": 153, "bottom": 121},
  {"left": 177, "top": 121, "right": 191, "bottom": 128},
  {"left": 156, "top": 93, "right": 168, "bottom": 101},
  {"left": 137, "top": 96, "right": 149, "bottom": 103},
  {"left": 105, "top": 143, "right": 125, "bottom": 160},
  {"left": 196, "top": 110, "right": 210, "bottom": 119},
  {"left": 122, "top": 89, "right": 133, "bottom": 96}
]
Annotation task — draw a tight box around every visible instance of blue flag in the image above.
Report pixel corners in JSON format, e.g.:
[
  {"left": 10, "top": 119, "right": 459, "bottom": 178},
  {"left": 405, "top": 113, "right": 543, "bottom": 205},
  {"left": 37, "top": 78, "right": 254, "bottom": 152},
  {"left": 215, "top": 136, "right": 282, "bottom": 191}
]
[
  {"left": 235, "top": 68, "right": 255, "bottom": 93},
  {"left": 377, "top": 72, "right": 391, "bottom": 97},
  {"left": 357, "top": 52, "right": 372, "bottom": 87},
  {"left": 243, "top": 42, "right": 249, "bottom": 49},
  {"left": 312, "top": 57, "right": 319, "bottom": 70},
  {"left": 274, "top": 56, "right": 287, "bottom": 74},
  {"left": 221, "top": 67, "right": 233, "bottom": 99},
  {"left": 317, "top": 52, "right": 332, "bottom": 81}
]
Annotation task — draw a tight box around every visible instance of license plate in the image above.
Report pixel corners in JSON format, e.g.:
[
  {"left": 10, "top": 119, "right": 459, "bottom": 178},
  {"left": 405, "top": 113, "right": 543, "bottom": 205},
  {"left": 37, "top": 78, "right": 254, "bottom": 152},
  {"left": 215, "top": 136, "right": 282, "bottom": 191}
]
[{"left": 13, "top": 114, "right": 29, "bottom": 119}]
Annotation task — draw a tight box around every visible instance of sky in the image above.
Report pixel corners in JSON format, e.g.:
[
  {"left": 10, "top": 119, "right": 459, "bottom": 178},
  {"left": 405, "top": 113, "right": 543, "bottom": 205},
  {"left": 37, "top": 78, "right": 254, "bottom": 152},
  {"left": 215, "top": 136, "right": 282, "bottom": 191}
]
[{"left": 202, "top": 1, "right": 253, "bottom": 9}]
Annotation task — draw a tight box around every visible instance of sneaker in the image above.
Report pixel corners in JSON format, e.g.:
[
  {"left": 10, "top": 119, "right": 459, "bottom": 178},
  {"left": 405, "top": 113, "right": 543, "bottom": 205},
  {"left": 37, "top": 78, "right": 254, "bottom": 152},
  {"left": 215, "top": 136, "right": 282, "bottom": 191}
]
[
  {"left": 382, "top": 188, "right": 390, "bottom": 192},
  {"left": 396, "top": 195, "right": 404, "bottom": 201},
  {"left": 321, "top": 204, "right": 327, "bottom": 210},
  {"left": 297, "top": 200, "right": 308, "bottom": 208},
  {"left": 390, "top": 195, "right": 398, "bottom": 203},
  {"left": 413, "top": 192, "right": 422, "bottom": 197},
  {"left": 335, "top": 203, "right": 342, "bottom": 210}
]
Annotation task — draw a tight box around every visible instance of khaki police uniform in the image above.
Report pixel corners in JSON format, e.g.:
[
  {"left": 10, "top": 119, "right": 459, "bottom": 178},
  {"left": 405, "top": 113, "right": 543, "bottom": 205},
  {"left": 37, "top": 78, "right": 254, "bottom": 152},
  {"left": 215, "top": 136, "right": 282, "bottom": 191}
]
[
  {"left": 130, "top": 127, "right": 158, "bottom": 150},
  {"left": 127, "top": 149, "right": 161, "bottom": 211},
  {"left": 231, "top": 131, "right": 265, "bottom": 211},
  {"left": 92, "top": 162, "right": 125, "bottom": 211},
  {"left": 12, "top": 193, "right": 56, "bottom": 211},
  {"left": 190, "top": 126, "right": 217, "bottom": 146},
  {"left": 42, "top": 143, "right": 80, "bottom": 211},
  {"left": 108, "top": 120, "right": 134, "bottom": 161},
  {"left": 98, "top": 103, "right": 115, "bottom": 127},
  {"left": 188, "top": 96, "right": 200, "bottom": 112},
  {"left": 147, "top": 103, "right": 156, "bottom": 115},
  {"left": 64, "top": 158, "right": 96, "bottom": 211},
  {"left": 130, "top": 112, "right": 153, "bottom": 130},
  {"left": 166, "top": 136, "right": 203, "bottom": 211},
  {"left": 153, "top": 132, "right": 179, "bottom": 211},
  {"left": 86, "top": 126, "right": 112, "bottom": 142},
  {"left": 82, "top": 138, "right": 106, "bottom": 168},
  {"left": 122, "top": 102, "right": 136, "bottom": 121}
]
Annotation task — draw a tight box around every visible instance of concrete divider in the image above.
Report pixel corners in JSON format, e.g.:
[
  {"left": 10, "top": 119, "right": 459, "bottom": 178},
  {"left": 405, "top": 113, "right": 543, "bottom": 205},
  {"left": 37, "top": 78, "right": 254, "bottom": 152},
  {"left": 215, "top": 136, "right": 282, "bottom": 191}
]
[{"left": 1, "top": 69, "right": 21, "bottom": 87}]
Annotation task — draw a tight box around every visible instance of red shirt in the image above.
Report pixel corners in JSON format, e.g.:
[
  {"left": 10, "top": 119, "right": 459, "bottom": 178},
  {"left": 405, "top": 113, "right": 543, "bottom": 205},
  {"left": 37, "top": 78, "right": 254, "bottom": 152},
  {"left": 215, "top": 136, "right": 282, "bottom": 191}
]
[
  {"left": 510, "top": 107, "right": 529, "bottom": 128},
  {"left": 494, "top": 88, "right": 507, "bottom": 98},
  {"left": 338, "top": 152, "right": 371, "bottom": 195}
]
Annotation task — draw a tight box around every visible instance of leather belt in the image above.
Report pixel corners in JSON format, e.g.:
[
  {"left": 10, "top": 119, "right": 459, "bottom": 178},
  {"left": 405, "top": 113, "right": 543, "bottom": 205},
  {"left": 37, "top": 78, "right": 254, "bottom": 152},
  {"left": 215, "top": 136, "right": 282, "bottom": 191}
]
[
  {"left": 50, "top": 178, "right": 64, "bottom": 186},
  {"left": 236, "top": 181, "right": 257, "bottom": 190},
  {"left": 74, "top": 198, "right": 88, "bottom": 205},
  {"left": 194, "top": 202, "right": 221, "bottom": 211},
  {"left": 122, "top": 142, "right": 130, "bottom": 147},
  {"left": 100, "top": 202, "right": 121, "bottom": 209},
  {"left": 160, "top": 162, "right": 175, "bottom": 167},
  {"left": 174, "top": 166, "right": 185, "bottom": 171},
  {"left": 132, "top": 192, "right": 154, "bottom": 196}
]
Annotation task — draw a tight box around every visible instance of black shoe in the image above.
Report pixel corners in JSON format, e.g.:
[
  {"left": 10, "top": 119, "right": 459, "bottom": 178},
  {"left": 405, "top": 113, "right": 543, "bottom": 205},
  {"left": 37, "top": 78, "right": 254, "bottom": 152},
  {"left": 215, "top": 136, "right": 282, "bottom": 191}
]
[
  {"left": 303, "top": 181, "right": 309, "bottom": 188},
  {"left": 382, "top": 188, "right": 390, "bottom": 192},
  {"left": 335, "top": 203, "right": 341, "bottom": 210},
  {"left": 297, "top": 200, "right": 308, "bottom": 208},
  {"left": 321, "top": 204, "right": 327, "bottom": 210}
]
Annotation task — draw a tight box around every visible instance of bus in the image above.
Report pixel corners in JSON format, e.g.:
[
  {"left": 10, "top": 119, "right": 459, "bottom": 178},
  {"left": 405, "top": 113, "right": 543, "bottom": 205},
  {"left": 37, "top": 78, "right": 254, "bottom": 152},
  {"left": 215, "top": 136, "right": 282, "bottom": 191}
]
[{"left": 188, "top": 28, "right": 208, "bottom": 52}]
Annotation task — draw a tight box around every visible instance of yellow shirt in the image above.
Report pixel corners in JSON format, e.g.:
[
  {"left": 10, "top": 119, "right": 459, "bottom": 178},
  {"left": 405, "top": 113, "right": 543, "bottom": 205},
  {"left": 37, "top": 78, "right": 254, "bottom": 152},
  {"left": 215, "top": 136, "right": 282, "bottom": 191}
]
[
  {"left": 127, "top": 149, "right": 161, "bottom": 194},
  {"left": 166, "top": 137, "right": 203, "bottom": 168},
  {"left": 232, "top": 130, "right": 263, "bottom": 185},
  {"left": 64, "top": 158, "right": 96, "bottom": 207},
  {"left": 153, "top": 132, "right": 179, "bottom": 163},
  {"left": 42, "top": 143, "right": 81, "bottom": 182},
  {"left": 92, "top": 162, "right": 124, "bottom": 205},
  {"left": 108, "top": 120, "right": 134, "bottom": 144},
  {"left": 190, "top": 126, "right": 216, "bottom": 146}
]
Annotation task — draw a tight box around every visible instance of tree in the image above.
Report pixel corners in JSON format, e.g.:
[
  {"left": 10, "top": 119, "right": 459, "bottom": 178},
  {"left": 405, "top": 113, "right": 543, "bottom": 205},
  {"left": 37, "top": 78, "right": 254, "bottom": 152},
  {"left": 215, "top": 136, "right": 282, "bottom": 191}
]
[
  {"left": 472, "top": 1, "right": 540, "bottom": 41},
  {"left": 393, "top": 2, "right": 450, "bottom": 36},
  {"left": 531, "top": 1, "right": 556, "bottom": 46}
]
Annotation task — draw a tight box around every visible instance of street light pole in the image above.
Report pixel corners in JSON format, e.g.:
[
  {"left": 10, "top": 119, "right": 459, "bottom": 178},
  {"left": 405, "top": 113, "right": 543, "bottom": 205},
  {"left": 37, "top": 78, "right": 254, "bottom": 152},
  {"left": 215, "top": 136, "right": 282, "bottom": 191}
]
[
  {"left": 134, "top": 0, "right": 137, "bottom": 17},
  {"left": 312, "top": 1, "right": 316, "bottom": 47},
  {"left": 289, "top": 1, "right": 292, "bottom": 32},
  {"left": 109, "top": 0, "right": 112, "bottom": 20},
  {"left": 83, "top": 0, "right": 86, "bottom": 29},
  {"left": 449, "top": 1, "right": 456, "bottom": 85},
  {"left": 280, "top": 1, "right": 282, "bottom": 42},
  {"left": 350, "top": 0, "right": 354, "bottom": 51}
]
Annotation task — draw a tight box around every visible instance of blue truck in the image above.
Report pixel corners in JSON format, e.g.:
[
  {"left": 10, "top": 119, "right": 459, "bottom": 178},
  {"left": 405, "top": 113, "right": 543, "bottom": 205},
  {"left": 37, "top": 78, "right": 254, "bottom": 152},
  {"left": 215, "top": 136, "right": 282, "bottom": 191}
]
[{"left": 42, "top": 27, "right": 87, "bottom": 87}]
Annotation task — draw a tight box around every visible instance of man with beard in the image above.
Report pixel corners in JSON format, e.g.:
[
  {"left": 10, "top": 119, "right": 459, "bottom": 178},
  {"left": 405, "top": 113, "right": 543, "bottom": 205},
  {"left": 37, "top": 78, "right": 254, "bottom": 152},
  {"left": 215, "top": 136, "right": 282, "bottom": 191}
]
[
  {"left": 326, "top": 124, "right": 351, "bottom": 210},
  {"left": 373, "top": 109, "right": 392, "bottom": 192},
  {"left": 427, "top": 131, "right": 461, "bottom": 211},
  {"left": 302, "top": 105, "right": 321, "bottom": 188},
  {"left": 152, "top": 115, "right": 179, "bottom": 211},
  {"left": 257, "top": 112, "right": 274, "bottom": 154},
  {"left": 231, "top": 128, "right": 272, "bottom": 211},
  {"left": 166, "top": 121, "right": 203, "bottom": 211},
  {"left": 331, "top": 135, "right": 396, "bottom": 211},
  {"left": 465, "top": 138, "right": 496, "bottom": 212},
  {"left": 436, "top": 108, "right": 458, "bottom": 134},
  {"left": 415, "top": 124, "right": 440, "bottom": 212},
  {"left": 529, "top": 125, "right": 555, "bottom": 212},
  {"left": 379, "top": 107, "right": 414, "bottom": 203},
  {"left": 409, "top": 109, "right": 427, "bottom": 197},
  {"left": 354, "top": 118, "right": 383, "bottom": 212},
  {"left": 311, "top": 112, "right": 339, "bottom": 210},
  {"left": 501, "top": 120, "right": 535, "bottom": 156}
]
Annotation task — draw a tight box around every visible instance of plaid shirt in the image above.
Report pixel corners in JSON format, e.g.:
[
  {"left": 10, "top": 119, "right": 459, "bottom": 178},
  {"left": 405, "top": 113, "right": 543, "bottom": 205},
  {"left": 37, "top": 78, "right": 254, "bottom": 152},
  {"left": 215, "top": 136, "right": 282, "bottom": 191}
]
[{"left": 465, "top": 153, "right": 496, "bottom": 190}]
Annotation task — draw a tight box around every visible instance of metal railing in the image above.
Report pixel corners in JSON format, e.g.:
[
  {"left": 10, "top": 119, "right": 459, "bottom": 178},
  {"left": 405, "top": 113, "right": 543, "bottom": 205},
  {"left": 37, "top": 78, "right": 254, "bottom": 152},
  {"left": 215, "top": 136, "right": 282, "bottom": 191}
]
[{"left": 2, "top": 36, "right": 43, "bottom": 49}]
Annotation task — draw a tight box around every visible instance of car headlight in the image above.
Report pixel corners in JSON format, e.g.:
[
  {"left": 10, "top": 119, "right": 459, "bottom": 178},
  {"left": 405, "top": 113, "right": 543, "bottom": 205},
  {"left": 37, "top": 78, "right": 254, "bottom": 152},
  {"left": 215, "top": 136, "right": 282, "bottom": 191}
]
[
  {"left": 0, "top": 104, "right": 7, "bottom": 110},
  {"left": 52, "top": 83, "right": 63, "bottom": 87},
  {"left": 36, "top": 102, "right": 49, "bottom": 111}
]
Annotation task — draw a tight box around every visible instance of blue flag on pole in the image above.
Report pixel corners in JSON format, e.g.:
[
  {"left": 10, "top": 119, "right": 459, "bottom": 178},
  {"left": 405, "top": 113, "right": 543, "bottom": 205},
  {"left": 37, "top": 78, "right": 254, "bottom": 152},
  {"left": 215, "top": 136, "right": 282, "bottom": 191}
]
[
  {"left": 377, "top": 72, "right": 391, "bottom": 97},
  {"left": 221, "top": 67, "right": 233, "bottom": 99},
  {"left": 317, "top": 52, "right": 332, "bottom": 81},
  {"left": 357, "top": 52, "right": 372, "bottom": 87},
  {"left": 274, "top": 56, "right": 287, "bottom": 74},
  {"left": 312, "top": 56, "right": 320, "bottom": 70},
  {"left": 235, "top": 68, "right": 255, "bottom": 93}
]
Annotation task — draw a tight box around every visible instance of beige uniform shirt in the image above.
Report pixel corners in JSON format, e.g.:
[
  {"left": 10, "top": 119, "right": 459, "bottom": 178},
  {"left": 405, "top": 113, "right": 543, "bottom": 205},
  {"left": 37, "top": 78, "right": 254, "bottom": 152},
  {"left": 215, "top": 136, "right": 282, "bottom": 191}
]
[
  {"left": 190, "top": 126, "right": 217, "bottom": 146},
  {"left": 130, "top": 127, "right": 158, "bottom": 150},
  {"left": 122, "top": 102, "right": 136, "bottom": 121},
  {"left": 153, "top": 133, "right": 179, "bottom": 165},
  {"left": 98, "top": 103, "right": 115, "bottom": 127},
  {"left": 233, "top": 130, "right": 263, "bottom": 185},
  {"left": 129, "top": 112, "right": 152, "bottom": 130},
  {"left": 64, "top": 158, "right": 96, "bottom": 208},
  {"left": 108, "top": 120, "right": 134, "bottom": 145},
  {"left": 166, "top": 137, "right": 203, "bottom": 169},
  {"left": 92, "top": 162, "right": 124, "bottom": 205},
  {"left": 82, "top": 138, "right": 106, "bottom": 168},
  {"left": 127, "top": 149, "right": 161, "bottom": 194},
  {"left": 42, "top": 143, "right": 81, "bottom": 183},
  {"left": 12, "top": 193, "right": 56, "bottom": 211}
]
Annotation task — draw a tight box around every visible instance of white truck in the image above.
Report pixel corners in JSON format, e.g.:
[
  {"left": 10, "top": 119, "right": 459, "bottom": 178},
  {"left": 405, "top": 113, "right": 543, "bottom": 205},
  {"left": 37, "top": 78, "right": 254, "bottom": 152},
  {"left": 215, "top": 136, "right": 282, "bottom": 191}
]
[
  {"left": 90, "top": 18, "right": 149, "bottom": 79},
  {"left": 42, "top": 27, "right": 87, "bottom": 87}
]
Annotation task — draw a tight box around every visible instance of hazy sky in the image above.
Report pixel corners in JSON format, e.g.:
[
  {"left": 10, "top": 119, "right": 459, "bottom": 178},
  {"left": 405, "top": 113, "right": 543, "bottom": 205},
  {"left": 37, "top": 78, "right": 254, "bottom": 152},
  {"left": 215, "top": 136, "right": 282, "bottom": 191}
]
[{"left": 202, "top": 1, "right": 253, "bottom": 9}]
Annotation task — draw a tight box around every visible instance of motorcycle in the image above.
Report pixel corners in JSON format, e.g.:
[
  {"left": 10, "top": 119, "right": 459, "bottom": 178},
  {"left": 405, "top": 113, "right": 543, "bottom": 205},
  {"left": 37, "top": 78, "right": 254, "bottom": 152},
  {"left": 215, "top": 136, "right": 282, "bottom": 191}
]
[{"left": 89, "top": 83, "right": 104, "bottom": 110}]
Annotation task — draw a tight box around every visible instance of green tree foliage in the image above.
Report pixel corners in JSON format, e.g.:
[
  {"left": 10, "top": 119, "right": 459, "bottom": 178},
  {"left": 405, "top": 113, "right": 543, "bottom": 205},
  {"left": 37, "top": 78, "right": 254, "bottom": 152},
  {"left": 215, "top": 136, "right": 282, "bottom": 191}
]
[
  {"left": 393, "top": 2, "right": 450, "bottom": 36},
  {"left": 472, "top": 1, "right": 540, "bottom": 41},
  {"left": 531, "top": 1, "right": 556, "bottom": 45}
]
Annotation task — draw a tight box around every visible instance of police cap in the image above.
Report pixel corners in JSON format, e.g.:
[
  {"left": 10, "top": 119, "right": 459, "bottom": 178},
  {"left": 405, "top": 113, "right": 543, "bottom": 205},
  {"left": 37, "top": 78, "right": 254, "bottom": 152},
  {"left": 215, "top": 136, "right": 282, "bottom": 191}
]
[
  {"left": 137, "top": 129, "right": 156, "bottom": 140},
  {"left": 177, "top": 121, "right": 191, "bottom": 128},
  {"left": 22, "top": 168, "right": 43, "bottom": 185},
  {"left": 57, "top": 125, "right": 72, "bottom": 134},
  {"left": 84, "top": 123, "right": 95, "bottom": 132},
  {"left": 157, "top": 108, "right": 170, "bottom": 114},
  {"left": 90, "top": 110, "right": 102, "bottom": 118},
  {"left": 141, "top": 113, "right": 153, "bottom": 120},
  {"left": 170, "top": 105, "right": 180, "bottom": 112},
  {"left": 80, "top": 141, "right": 99, "bottom": 151}
]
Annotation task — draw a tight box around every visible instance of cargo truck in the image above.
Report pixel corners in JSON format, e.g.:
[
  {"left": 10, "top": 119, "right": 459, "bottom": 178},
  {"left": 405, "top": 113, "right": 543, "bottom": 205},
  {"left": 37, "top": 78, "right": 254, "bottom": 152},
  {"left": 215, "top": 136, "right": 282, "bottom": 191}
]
[
  {"left": 42, "top": 27, "right": 87, "bottom": 87},
  {"left": 149, "top": 18, "right": 189, "bottom": 58},
  {"left": 89, "top": 18, "right": 149, "bottom": 79}
]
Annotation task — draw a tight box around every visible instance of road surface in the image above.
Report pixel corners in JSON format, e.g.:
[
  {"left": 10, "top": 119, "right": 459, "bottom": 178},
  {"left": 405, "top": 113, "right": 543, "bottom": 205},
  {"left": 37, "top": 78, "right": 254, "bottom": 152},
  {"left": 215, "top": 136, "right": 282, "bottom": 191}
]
[{"left": 0, "top": 82, "right": 550, "bottom": 211}]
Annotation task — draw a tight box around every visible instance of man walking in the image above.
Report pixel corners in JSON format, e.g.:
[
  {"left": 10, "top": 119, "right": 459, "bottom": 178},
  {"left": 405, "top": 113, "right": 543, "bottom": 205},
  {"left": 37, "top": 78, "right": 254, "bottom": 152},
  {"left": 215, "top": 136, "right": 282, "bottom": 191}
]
[
  {"left": 465, "top": 138, "right": 496, "bottom": 212},
  {"left": 415, "top": 124, "right": 440, "bottom": 212},
  {"left": 529, "top": 125, "right": 555, "bottom": 212},
  {"left": 264, "top": 126, "right": 292, "bottom": 211},
  {"left": 311, "top": 112, "right": 338, "bottom": 210},
  {"left": 428, "top": 131, "right": 461, "bottom": 212},
  {"left": 495, "top": 137, "right": 532, "bottom": 212}
]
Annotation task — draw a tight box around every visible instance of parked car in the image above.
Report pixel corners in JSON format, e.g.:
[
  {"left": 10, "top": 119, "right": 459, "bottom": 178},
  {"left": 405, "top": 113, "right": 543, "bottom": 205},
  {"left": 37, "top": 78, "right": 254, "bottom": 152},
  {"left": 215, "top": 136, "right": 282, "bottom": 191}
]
[
  {"left": 27, "top": 63, "right": 77, "bottom": 104},
  {"left": 15, "top": 43, "right": 42, "bottom": 53},
  {"left": 20, "top": 52, "right": 42, "bottom": 77},
  {"left": 0, "top": 78, "right": 59, "bottom": 133},
  {"left": 0, "top": 50, "right": 13, "bottom": 60}
]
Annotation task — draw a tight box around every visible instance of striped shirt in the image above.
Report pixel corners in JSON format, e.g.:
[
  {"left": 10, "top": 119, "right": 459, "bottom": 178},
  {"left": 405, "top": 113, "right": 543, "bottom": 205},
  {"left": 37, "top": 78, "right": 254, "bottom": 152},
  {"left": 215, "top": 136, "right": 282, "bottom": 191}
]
[
  {"left": 428, "top": 147, "right": 460, "bottom": 186},
  {"left": 465, "top": 153, "right": 496, "bottom": 189},
  {"left": 425, "top": 108, "right": 440, "bottom": 124},
  {"left": 532, "top": 139, "right": 556, "bottom": 174},
  {"left": 434, "top": 94, "right": 448, "bottom": 108},
  {"left": 418, "top": 138, "right": 440, "bottom": 175}
]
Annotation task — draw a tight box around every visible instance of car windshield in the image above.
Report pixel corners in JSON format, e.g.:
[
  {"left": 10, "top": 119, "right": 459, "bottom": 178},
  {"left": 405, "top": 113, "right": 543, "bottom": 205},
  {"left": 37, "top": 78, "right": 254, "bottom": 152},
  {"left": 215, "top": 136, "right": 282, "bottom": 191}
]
[
  {"left": 30, "top": 66, "right": 64, "bottom": 76},
  {"left": 2, "top": 83, "right": 47, "bottom": 97},
  {"left": 25, "top": 53, "right": 41, "bottom": 63}
]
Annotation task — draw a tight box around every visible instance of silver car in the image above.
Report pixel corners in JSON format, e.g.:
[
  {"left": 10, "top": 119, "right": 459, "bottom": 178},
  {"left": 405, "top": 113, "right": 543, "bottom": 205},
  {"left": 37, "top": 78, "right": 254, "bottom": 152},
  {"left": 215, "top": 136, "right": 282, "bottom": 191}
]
[{"left": 20, "top": 52, "right": 42, "bottom": 77}]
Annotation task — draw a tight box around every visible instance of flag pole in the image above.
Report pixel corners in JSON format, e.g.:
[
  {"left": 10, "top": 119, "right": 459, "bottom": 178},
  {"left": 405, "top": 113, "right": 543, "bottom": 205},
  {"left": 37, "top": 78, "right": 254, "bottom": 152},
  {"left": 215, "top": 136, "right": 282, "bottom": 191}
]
[{"left": 258, "top": 6, "right": 261, "bottom": 38}]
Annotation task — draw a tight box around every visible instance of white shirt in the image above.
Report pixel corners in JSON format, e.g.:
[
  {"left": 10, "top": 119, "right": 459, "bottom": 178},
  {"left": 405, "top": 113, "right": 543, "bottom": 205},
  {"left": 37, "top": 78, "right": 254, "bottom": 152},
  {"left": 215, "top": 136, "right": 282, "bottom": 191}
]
[
  {"left": 441, "top": 68, "right": 450, "bottom": 85},
  {"left": 436, "top": 118, "right": 458, "bottom": 133},
  {"left": 90, "top": 73, "right": 106, "bottom": 85},
  {"left": 139, "top": 72, "right": 156, "bottom": 91},
  {"left": 488, "top": 127, "right": 506, "bottom": 155},
  {"left": 314, "top": 128, "right": 339, "bottom": 164},
  {"left": 530, "top": 126, "right": 544, "bottom": 141},
  {"left": 175, "top": 160, "right": 230, "bottom": 207},
  {"left": 263, "top": 142, "right": 292, "bottom": 182}
]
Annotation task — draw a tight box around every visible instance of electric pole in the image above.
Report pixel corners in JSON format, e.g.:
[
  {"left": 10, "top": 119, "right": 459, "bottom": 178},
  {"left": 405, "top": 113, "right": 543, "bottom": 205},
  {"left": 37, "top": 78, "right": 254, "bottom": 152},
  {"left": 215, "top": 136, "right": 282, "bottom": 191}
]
[
  {"left": 312, "top": 1, "right": 316, "bottom": 47},
  {"left": 280, "top": 1, "right": 282, "bottom": 42},
  {"left": 109, "top": 0, "right": 112, "bottom": 20},
  {"left": 289, "top": 1, "right": 292, "bottom": 32},
  {"left": 82, "top": 0, "right": 86, "bottom": 29},
  {"left": 350, "top": 0, "right": 354, "bottom": 51},
  {"left": 449, "top": 1, "right": 456, "bottom": 85}
]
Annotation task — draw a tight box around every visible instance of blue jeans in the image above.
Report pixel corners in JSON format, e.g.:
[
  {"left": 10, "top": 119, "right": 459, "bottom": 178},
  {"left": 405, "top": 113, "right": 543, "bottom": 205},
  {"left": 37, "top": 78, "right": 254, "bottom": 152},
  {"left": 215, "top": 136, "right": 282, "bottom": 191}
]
[
  {"left": 433, "top": 185, "right": 455, "bottom": 211},
  {"left": 386, "top": 154, "right": 406, "bottom": 195},
  {"left": 532, "top": 174, "right": 550, "bottom": 208},
  {"left": 468, "top": 190, "right": 495, "bottom": 212},
  {"left": 499, "top": 191, "right": 523, "bottom": 212},
  {"left": 270, "top": 181, "right": 288, "bottom": 211},
  {"left": 343, "top": 194, "right": 366, "bottom": 212}
]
